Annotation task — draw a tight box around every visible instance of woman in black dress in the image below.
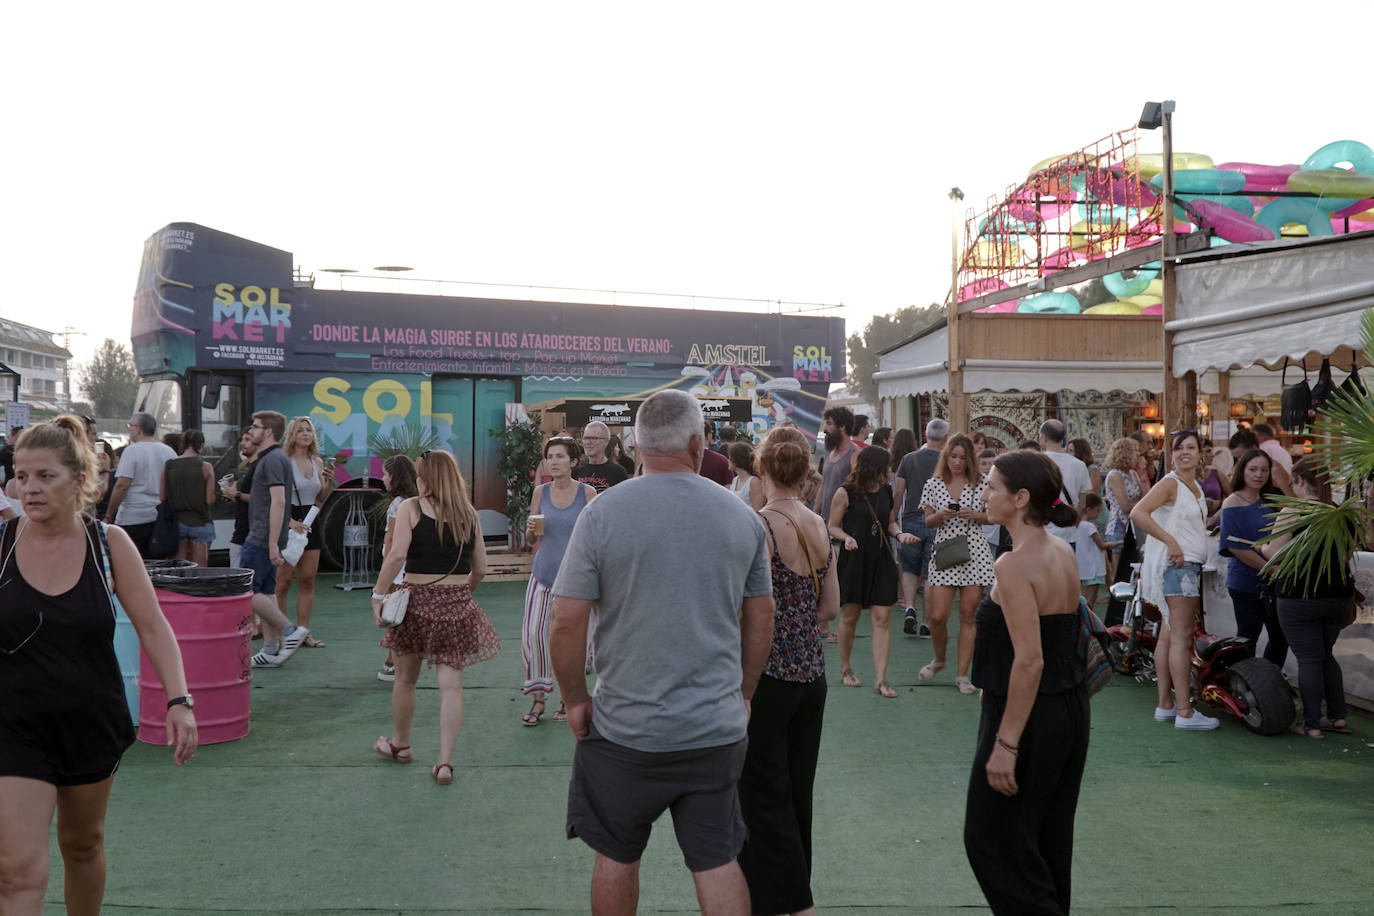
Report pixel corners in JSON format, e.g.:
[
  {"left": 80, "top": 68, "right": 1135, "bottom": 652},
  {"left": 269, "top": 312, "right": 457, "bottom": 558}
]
[
  {"left": 827, "top": 445, "right": 918, "bottom": 698},
  {"left": 0, "top": 416, "right": 197, "bottom": 915},
  {"left": 965, "top": 449, "right": 1088, "bottom": 915}
]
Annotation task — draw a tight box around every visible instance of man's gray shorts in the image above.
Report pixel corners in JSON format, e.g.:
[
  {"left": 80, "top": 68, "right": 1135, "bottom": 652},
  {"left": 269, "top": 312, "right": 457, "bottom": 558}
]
[{"left": 567, "top": 722, "right": 747, "bottom": 872}]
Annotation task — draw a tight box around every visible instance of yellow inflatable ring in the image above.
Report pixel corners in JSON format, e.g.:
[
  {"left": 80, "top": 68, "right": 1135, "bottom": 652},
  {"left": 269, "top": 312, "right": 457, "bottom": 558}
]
[
  {"left": 1085, "top": 302, "right": 1144, "bottom": 316},
  {"left": 1287, "top": 169, "right": 1374, "bottom": 199},
  {"left": 1131, "top": 152, "right": 1215, "bottom": 181}
]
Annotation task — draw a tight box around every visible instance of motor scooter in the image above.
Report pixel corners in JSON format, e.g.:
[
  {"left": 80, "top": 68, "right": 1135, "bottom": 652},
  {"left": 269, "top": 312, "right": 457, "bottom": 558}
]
[{"left": 1107, "top": 563, "right": 1294, "bottom": 736}]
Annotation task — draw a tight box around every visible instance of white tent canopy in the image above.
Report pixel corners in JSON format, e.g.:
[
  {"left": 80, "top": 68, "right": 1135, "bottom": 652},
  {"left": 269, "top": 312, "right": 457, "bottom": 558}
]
[
  {"left": 1170, "top": 232, "right": 1374, "bottom": 377},
  {"left": 875, "top": 324, "right": 1162, "bottom": 398}
]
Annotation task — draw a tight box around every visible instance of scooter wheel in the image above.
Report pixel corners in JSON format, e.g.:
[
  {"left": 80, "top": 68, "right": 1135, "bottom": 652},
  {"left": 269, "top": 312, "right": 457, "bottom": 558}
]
[{"left": 1225, "top": 658, "right": 1296, "bottom": 736}]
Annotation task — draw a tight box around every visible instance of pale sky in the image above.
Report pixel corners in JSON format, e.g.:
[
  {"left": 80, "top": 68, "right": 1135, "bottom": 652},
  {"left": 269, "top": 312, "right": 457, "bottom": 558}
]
[{"left": 5, "top": 1, "right": 1372, "bottom": 385}]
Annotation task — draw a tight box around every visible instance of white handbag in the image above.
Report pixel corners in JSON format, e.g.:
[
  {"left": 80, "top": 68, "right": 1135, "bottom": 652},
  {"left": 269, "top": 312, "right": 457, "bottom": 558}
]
[{"left": 379, "top": 588, "right": 410, "bottom": 627}]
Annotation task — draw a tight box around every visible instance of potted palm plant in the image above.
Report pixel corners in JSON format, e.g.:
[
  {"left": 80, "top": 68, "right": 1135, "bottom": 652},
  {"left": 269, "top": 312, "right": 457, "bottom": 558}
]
[{"left": 1260, "top": 310, "right": 1374, "bottom": 596}]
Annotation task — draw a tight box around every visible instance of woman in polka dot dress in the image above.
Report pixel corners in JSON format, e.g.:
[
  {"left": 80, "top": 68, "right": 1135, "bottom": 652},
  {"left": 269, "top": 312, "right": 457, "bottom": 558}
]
[{"left": 918, "top": 434, "right": 996, "bottom": 693}]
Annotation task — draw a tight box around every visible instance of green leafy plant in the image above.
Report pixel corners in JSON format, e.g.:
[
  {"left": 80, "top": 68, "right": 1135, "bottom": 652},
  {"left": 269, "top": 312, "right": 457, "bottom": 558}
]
[
  {"left": 488, "top": 414, "right": 544, "bottom": 546},
  {"left": 364, "top": 425, "right": 442, "bottom": 522},
  {"left": 1259, "top": 309, "right": 1374, "bottom": 593}
]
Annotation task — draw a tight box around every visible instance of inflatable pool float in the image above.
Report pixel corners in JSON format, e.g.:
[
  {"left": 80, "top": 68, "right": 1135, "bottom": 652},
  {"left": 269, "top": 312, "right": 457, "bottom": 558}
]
[
  {"left": 1140, "top": 303, "right": 1164, "bottom": 316},
  {"left": 958, "top": 277, "right": 1009, "bottom": 302},
  {"left": 1130, "top": 152, "right": 1214, "bottom": 181},
  {"left": 1189, "top": 198, "right": 1277, "bottom": 243},
  {"left": 1302, "top": 140, "right": 1374, "bottom": 173},
  {"left": 1149, "top": 169, "right": 1246, "bottom": 195},
  {"left": 1085, "top": 301, "right": 1143, "bottom": 315},
  {"left": 974, "top": 299, "right": 1019, "bottom": 313},
  {"left": 1103, "top": 266, "right": 1159, "bottom": 298},
  {"left": 1016, "top": 292, "right": 1081, "bottom": 314},
  {"left": 1287, "top": 169, "right": 1374, "bottom": 210},
  {"left": 1255, "top": 198, "right": 1333, "bottom": 238},
  {"left": 1216, "top": 161, "right": 1299, "bottom": 193}
]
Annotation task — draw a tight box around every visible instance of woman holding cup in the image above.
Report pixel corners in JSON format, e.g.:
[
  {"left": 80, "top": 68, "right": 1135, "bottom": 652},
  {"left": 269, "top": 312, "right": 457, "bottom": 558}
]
[{"left": 519, "top": 436, "right": 597, "bottom": 725}]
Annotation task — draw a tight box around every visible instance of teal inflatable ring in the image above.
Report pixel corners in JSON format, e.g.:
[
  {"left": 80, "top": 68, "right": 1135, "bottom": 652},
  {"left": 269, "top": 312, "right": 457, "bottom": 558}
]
[
  {"left": 1302, "top": 140, "right": 1374, "bottom": 173},
  {"left": 1255, "top": 198, "right": 1333, "bottom": 238},
  {"left": 1103, "top": 266, "right": 1161, "bottom": 299},
  {"left": 1015, "top": 291, "right": 1082, "bottom": 314},
  {"left": 1149, "top": 169, "right": 1247, "bottom": 194}
]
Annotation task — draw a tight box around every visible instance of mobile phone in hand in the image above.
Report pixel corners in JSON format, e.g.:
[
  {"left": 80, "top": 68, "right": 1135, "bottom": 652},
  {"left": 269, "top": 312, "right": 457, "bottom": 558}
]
[{"left": 948, "top": 502, "right": 961, "bottom": 510}]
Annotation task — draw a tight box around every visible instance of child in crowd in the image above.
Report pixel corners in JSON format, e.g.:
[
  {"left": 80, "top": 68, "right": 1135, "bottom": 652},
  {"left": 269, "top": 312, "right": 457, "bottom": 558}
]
[{"left": 1075, "top": 493, "right": 1119, "bottom": 606}]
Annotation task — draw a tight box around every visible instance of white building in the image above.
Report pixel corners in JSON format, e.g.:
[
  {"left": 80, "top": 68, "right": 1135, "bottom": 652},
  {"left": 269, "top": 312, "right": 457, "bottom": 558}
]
[{"left": 0, "top": 317, "right": 73, "bottom": 413}]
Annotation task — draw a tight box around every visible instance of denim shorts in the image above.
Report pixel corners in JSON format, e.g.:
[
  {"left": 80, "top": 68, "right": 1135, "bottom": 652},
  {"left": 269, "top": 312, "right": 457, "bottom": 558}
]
[
  {"left": 239, "top": 541, "right": 277, "bottom": 595},
  {"left": 1161, "top": 561, "right": 1202, "bottom": 598},
  {"left": 178, "top": 521, "right": 217, "bottom": 544},
  {"left": 899, "top": 516, "right": 934, "bottom": 577}
]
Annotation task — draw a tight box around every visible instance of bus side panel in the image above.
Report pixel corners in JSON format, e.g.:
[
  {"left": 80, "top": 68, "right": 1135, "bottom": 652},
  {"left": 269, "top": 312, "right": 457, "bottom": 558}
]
[{"left": 251, "top": 371, "right": 505, "bottom": 525}]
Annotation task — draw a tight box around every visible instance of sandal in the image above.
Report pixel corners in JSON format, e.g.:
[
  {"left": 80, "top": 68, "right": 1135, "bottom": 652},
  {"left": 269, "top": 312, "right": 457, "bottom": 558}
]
[
  {"left": 841, "top": 667, "right": 861, "bottom": 688},
  {"left": 826, "top": 633, "right": 839, "bottom": 644},
  {"left": 432, "top": 763, "right": 454, "bottom": 785},
  {"left": 373, "top": 736, "right": 413, "bottom": 762},
  {"left": 521, "top": 698, "right": 547, "bottom": 727},
  {"left": 875, "top": 680, "right": 898, "bottom": 699},
  {"left": 918, "top": 660, "right": 946, "bottom": 681},
  {"left": 552, "top": 702, "right": 568, "bottom": 722},
  {"left": 955, "top": 676, "right": 976, "bottom": 695},
  {"left": 1321, "top": 719, "right": 1353, "bottom": 734},
  {"left": 303, "top": 635, "right": 327, "bottom": 648}
]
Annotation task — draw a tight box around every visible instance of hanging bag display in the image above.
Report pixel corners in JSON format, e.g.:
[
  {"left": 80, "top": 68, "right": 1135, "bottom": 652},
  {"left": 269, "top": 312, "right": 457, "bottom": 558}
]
[{"left": 1279, "top": 357, "right": 1311, "bottom": 433}]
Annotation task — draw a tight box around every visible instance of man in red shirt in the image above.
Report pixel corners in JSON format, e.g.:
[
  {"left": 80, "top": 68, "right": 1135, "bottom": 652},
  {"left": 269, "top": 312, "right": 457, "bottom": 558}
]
[{"left": 699, "top": 420, "right": 734, "bottom": 486}]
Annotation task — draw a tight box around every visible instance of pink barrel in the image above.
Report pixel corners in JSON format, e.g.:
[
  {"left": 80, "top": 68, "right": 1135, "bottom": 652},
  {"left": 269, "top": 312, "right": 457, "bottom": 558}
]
[{"left": 138, "top": 587, "right": 253, "bottom": 745}]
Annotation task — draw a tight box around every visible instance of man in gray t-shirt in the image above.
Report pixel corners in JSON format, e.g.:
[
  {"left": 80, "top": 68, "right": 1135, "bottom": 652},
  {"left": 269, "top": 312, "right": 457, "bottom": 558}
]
[
  {"left": 551, "top": 389, "right": 774, "bottom": 911},
  {"left": 102, "top": 411, "right": 177, "bottom": 557},
  {"left": 892, "top": 419, "right": 948, "bottom": 635}
]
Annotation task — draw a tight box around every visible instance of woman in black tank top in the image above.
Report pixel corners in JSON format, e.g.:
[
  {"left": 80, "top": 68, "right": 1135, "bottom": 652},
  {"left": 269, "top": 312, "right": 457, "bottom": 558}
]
[
  {"left": 368, "top": 449, "right": 500, "bottom": 785},
  {"left": 0, "top": 416, "right": 198, "bottom": 915},
  {"left": 963, "top": 450, "right": 1089, "bottom": 916}
]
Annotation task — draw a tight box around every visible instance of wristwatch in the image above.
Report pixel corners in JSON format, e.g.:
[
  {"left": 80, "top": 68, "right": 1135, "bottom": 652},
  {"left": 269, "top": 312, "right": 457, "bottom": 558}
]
[{"left": 167, "top": 694, "right": 195, "bottom": 711}]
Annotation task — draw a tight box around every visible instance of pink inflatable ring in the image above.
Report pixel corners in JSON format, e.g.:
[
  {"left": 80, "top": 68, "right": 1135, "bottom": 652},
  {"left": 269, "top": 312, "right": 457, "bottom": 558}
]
[{"left": 1189, "top": 199, "right": 1276, "bottom": 243}]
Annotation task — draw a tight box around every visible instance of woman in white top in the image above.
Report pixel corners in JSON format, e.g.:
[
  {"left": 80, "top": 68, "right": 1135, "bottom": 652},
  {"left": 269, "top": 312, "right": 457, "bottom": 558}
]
[
  {"left": 275, "top": 417, "right": 335, "bottom": 647},
  {"left": 728, "top": 442, "right": 766, "bottom": 511},
  {"left": 1130, "top": 430, "right": 1218, "bottom": 730},
  {"left": 376, "top": 455, "right": 418, "bottom": 682}
]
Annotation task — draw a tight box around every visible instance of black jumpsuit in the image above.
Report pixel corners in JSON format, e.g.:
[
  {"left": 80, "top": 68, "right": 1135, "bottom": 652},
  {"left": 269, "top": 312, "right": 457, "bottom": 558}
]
[
  {"left": 0, "top": 518, "right": 135, "bottom": 786},
  {"left": 964, "top": 597, "right": 1089, "bottom": 915}
]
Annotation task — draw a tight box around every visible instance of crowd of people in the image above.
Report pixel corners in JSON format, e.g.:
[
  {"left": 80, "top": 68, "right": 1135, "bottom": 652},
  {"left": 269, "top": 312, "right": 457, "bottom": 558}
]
[{"left": 4, "top": 396, "right": 1362, "bottom": 916}]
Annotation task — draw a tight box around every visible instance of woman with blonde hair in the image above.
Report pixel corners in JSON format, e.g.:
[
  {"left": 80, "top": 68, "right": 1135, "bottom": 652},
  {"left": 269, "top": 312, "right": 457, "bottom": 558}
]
[
  {"left": 1102, "top": 437, "right": 1143, "bottom": 578},
  {"left": 919, "top": 434, "right": 996, "bottom": 693},
  {"left": 0, "top": 416, "right": 197, "bottom": 913},
  {"left": 275, "top": 417, "right": 335, "bottom": 647},
  {"left": 370, "top": 449, "right": 500, "bottom": 784}
]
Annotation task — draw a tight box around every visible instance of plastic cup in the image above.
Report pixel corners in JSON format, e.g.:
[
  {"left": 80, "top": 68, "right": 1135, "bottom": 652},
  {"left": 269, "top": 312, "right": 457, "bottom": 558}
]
[{"left": 530, "top": 515, "right": 545, "bottom": 536}]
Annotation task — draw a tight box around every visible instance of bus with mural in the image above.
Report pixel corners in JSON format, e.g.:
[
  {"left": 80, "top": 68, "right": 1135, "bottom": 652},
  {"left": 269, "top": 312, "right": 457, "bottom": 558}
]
[{"left": 131, "top": 223, "right": 845, "bottom": 560}]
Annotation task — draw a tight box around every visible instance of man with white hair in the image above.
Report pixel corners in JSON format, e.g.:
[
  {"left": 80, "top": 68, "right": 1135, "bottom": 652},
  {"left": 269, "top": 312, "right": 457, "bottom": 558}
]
[
  {"left": 573, "top": 420, "right": 629, "bottom": 492},
  {"left": 551, "top": 388, "right": 775, "bottom": 916}
]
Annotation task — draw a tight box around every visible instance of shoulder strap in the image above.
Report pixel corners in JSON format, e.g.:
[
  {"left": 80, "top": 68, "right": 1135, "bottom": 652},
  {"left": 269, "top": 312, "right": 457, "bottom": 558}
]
[
  {"left": 91, "top": 519, "right": 117, "bottom": 618},
  {"left": 761, "top": 509, "right": 822, "bottom": 597}
]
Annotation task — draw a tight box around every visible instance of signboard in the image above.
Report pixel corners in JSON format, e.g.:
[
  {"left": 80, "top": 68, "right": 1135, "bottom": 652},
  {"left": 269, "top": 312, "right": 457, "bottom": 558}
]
[
  {"left": 548, "top": 397, "right": 753, "bottom": 427},
  {"left": 132, "top": 224, "right": 844, "bottom": 392},
  {"left": 5, "top": 402, "right": 30, "bottom": 431}
]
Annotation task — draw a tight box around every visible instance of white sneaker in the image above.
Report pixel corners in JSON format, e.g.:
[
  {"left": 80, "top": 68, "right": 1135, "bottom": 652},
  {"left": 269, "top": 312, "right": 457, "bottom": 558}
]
[
  {"left": 1175, "top": 710, "right": 1220, "bottom": 731},
  {"left": 275, "top": 626, "right": 310, "bottom": 662},
  {"left": 1153, "top": 706, "right": 1177, "bottom": 722},
  {"left": 377, "top": 663, "right": 396, "bottom": 682},
  {"left": 251, "top": 649, "right": 283, "bottom": 668}
]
